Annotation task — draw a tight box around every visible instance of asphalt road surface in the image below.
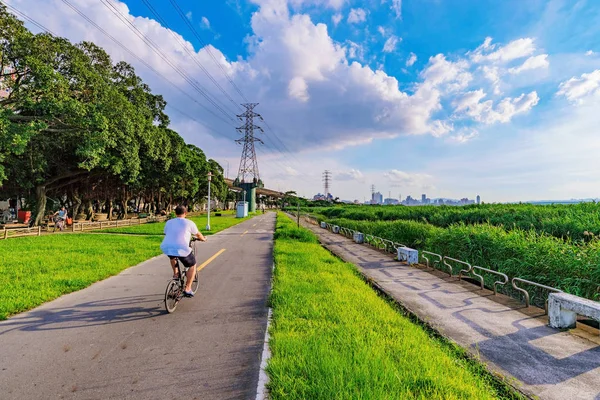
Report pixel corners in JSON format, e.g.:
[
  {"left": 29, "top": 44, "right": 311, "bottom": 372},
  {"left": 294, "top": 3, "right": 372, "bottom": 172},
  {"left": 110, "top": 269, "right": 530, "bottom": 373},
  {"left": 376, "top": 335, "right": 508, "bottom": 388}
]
[{"left": 0, "top": 213, "right": 275, "bottom": 400}]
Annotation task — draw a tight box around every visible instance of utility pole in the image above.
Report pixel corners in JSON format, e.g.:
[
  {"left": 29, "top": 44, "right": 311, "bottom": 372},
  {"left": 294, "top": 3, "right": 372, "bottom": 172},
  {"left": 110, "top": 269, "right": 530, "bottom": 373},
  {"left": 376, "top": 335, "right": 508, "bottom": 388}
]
[
  {"left": 297, "top": 199, "right": 300, "bottom": 227},
  {"left": 322, "top": 170, "right": 332, "bottom": 200}
]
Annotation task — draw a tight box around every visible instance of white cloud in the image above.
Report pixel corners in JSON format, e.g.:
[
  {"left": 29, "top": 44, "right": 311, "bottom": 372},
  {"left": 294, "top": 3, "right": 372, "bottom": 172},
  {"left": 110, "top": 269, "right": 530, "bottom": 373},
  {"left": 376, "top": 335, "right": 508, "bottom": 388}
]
[
  {"left": 453, "top": 90, "right": 539, "bottom": 124},
  {"left": 377, "top": 26, "right": 386, "bottom": 36},
  {"left": 448, "top": 129, "right": 478, "bottom": 144},
  {"left": 185, "top": 11, "right": 192, "bottom": 20},
  {"left": 471, "top": 37, "right": 536, "bottom": 63},
  {"left": 288, "top": 76, "right": 310, "bottom": 101},
  {"left": 391, "top": 0, "right": 402, "bottom": 19},
  {"left": 384, "top": 169, "right": 433, "bottom": 187},
  {"left": 201, "top": 16, "right": 210, "bottom": 29},
  {"left": 479, "top": 65, "right": 500, "bottom": 95},
  {"left": 586, "top": 50, "right": 595, "bottom": 56},
  {"left": 332, "top": 13, "right": 342, "bottom": 26},
  {"left": 420, "top": 54, "right": 471, "bottom": 90},
  {"left": 406, "top": 52, "right": 417, "bottom": 67},
  {"left": 383, "top": 35, "right": 400, "bottom": 53},
  {"left": 508, "top": 54, "right": 549, "bottom": 74},
  {"left": 556, "top": 70, "right": 600, "bottom": 102},
  {"left": 289, "top": 0, "right": 346, "bottom": 10},
  {"left": 345, "top": 40, "right": 363, "bottom": 60},
  {"left": 347, "top": 8, "right": 366, "bottom": 24},
  {"left": 429, "top": 120, "right": 453, "bottom": 137},
  {"left": 336, "top": 169, "right": 364, "bottom": 181}
]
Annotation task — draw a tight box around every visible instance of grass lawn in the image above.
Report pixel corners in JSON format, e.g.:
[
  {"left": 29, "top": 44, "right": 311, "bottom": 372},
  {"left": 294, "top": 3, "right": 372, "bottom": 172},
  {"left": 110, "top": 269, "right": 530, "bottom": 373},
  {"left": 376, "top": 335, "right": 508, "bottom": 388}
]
[
  {"left": 0, "top": 212, "right": 257, "bottom": 320},
  {"left": 97, "top": 211, "right": 252, "bottom": 235},
  {"left": 0, "top": 234, "right": 162, "bottom": 320},
  {"left": 268, "top": 214, "right": 521, "bottom": 399}
]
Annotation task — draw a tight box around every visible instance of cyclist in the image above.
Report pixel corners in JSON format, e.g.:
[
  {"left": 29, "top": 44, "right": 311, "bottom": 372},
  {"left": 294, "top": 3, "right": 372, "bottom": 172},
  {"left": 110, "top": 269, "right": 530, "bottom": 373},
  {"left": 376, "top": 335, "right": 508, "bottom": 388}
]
[{"left": 160, "top": 205, "right": 206, "bottom": 297}]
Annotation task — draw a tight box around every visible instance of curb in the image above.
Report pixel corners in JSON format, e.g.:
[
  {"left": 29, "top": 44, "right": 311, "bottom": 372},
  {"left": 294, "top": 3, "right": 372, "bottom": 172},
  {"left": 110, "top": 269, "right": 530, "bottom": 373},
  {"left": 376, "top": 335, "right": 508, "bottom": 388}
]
[{"left": 256, "top": 263, "right": 275, "bottom": 400}]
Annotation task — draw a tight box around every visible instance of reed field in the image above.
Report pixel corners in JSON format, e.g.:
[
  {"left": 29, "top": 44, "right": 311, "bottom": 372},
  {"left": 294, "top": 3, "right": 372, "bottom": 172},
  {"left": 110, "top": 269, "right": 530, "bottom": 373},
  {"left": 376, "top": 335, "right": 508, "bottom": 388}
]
[{"left": 303, "top": 204, "right": 600, "bottom": 301}]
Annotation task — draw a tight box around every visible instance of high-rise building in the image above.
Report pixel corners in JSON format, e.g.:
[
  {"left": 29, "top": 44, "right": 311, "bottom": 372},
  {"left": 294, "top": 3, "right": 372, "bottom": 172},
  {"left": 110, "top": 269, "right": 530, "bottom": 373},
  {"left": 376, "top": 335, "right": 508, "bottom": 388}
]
[
  {"left": 477, "top": 195, "right": 481, "bottom": 204},
  {"left": 421, "top": 194, "right": 426, "bottom": 204},
  {"left": 372, "top": 192, "right": 383, "bottom": 205},
  {"left": 0, "top": 66, "right": 15, "bottom": 99}
]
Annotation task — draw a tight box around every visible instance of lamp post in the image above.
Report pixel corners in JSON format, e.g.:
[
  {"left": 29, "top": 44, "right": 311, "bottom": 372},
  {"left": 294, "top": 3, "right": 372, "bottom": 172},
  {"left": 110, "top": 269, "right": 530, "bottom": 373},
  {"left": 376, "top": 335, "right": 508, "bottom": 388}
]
[{"left": 206, "top": 171, "right": 212, "bottom": 231}]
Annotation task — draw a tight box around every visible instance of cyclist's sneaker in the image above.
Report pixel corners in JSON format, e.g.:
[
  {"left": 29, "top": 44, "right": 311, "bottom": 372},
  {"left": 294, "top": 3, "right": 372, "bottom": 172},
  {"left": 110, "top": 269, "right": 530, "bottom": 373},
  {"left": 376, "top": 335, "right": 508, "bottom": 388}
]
[{"left": 183, "top": 290, "right": 194, "bottom": 298}]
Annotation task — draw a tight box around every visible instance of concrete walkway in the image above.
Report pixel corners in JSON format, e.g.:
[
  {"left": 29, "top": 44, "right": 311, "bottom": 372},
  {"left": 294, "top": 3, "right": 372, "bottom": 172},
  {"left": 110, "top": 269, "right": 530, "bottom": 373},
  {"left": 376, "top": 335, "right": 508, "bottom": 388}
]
[
  {"left": 303, "top": 219, "right": 600, "bottom": 400},
  {"left": 0, "top": 213, "right": 275, "bottom": 400}
]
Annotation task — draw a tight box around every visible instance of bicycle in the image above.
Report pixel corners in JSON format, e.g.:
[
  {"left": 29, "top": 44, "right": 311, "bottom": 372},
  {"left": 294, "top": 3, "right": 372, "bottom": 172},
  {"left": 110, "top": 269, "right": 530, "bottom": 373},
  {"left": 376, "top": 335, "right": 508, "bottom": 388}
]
[{"left": 164, "top": 238, "right": 200, "bottom": 313}]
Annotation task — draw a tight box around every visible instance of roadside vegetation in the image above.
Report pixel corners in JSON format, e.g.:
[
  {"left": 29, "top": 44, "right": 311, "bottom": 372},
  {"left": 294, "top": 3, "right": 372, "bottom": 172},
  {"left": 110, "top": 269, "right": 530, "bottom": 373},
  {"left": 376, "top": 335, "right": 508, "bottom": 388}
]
[
  {"left": 97, "top": 211, "right": 252, "bottom": 236},
  {"left": 268, "top": 213, "right": 521, "bottom": 399},
  {"left": 300, "top": 205, "right": 600, "bottom": 301},
  {"left": 310, "top": 202, "right": 600, "bottom": 242},
  {"left": 0, "top": 213, "right": 254, "bottom": 320}
]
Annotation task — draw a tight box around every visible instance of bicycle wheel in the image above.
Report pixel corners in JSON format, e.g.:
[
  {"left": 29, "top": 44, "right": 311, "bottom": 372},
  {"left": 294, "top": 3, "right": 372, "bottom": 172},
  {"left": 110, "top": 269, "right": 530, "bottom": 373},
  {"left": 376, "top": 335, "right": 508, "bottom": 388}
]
[
  {"left": 191, "top": 269, "right": 200, "bottom": 294},
  {"left": 164, "top": 280, "right": 181, "bottom": 313}
]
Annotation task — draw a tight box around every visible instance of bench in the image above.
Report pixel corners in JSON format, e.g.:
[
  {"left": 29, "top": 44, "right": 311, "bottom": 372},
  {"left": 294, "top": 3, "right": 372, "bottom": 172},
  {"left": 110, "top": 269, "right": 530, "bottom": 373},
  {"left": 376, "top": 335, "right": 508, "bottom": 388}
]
[
  {"left": 548, "top": 293, "right": 600, "bottom": 330},
  {"left": 397, "top": 247, "right": 418, "bottom": 265}
]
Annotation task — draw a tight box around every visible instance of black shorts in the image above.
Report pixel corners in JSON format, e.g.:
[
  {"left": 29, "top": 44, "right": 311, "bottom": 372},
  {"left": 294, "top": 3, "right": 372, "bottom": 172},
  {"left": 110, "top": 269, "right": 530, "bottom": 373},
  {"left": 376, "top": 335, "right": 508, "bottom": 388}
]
[{"left": 168, "top": 252, "right": 196, "bottom": 269}]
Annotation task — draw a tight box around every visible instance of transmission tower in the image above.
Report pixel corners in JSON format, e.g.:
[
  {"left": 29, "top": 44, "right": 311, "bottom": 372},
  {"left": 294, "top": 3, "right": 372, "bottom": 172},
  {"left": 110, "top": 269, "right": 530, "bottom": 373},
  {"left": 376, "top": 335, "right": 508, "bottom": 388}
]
[
  {"left": 236, "top": 103, "right": 264, "bottom": 183},
  {"left": 322, "top": 170, "right": 332, "bottom": 197}
]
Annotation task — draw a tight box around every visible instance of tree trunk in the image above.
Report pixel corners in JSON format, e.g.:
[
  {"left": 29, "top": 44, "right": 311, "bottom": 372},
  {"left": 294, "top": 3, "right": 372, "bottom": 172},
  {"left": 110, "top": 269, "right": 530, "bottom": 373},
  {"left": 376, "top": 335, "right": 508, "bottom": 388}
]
[
  {"left": 72, "top": 189, "right": 82, "bottom": 219},
  {"left": 34, "top": 185, "right": 47, "bottom": 226},
  {"left": 107, "top": 199, "right": 113, "bottom": 221}
]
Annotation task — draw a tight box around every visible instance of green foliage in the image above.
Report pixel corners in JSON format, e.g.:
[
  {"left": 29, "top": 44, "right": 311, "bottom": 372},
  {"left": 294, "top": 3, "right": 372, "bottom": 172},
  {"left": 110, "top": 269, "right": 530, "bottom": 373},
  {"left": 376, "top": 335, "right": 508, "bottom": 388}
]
[
  {"left": 0, "top": 5, "right": 226, "bottom": 222},
  {"left": 313, "top": 202, "right": 600, "bottom": 242},
  {"left": 326, "top": 217, "right": 600, "bottom": 301},
  {"left": 269, "top": 214, "right": 520, "bottom": 399}
]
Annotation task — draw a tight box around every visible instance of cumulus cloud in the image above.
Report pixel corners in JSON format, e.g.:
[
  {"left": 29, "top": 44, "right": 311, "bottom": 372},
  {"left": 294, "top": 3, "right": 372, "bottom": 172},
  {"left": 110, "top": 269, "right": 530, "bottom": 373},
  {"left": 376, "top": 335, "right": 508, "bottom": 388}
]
[
  {"left": 453, "top": 90, "right": 539, "bottom": 124},
  {"left": 289, "top": 0, "right": 346, "bottom": 10},
  {"left": 347, "top": 8, "right": 366, "bottom": 24},
  {"left": 332, "top": 13, "right": 342, "bottom": 26},
  {"left": 471, "top": 37, "right": 536, "bottom": 63},
  {"left": 508, "top": 54, "right": 549, "bottom": 74},
  {"left": 406, "top": 52, "right": 417, "bottom": 67},
  {"left": 479, "top": 65, "right": 500, "bottom": 95},
  {"left": 383, "top": 35, "right": 400, "bottom": 53},
  {"left": 336, "top": 169, "right": 364, "bottom": 181},
  {"left": 420, "top": 54, "right": 471, "bottom": 91},
  {"left": 557, "top": 70, "right": 600, "bottom": 102},
  {"left": 586, "top": 50, "right": 595, "bottom": 56}
]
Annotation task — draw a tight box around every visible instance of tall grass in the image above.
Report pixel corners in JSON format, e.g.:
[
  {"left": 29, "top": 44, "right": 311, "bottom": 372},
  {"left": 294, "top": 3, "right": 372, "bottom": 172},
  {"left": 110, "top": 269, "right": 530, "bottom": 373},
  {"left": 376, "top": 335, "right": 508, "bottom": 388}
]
[
  {"left": 268, "top": 214, "right": 521, "bottom": 399},
  {"left": 307, "top": 202, "right": 600, "bottom": 242},
  {"left": 327, "top": 217, "right": 600, "bottom": 301}
]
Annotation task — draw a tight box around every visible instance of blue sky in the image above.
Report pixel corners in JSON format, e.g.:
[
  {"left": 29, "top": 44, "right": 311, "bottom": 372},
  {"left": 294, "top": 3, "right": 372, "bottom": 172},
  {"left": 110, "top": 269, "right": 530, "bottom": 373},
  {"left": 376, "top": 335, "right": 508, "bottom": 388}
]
[{"left": 9, "top": 0, "right": 600, "bottom": 201}]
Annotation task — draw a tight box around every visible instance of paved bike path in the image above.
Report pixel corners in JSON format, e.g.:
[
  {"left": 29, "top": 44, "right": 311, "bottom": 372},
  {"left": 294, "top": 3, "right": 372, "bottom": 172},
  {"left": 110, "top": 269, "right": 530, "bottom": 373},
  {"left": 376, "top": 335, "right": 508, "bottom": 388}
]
[{"left": 0, "top": 213, "right": 275, "bottom": 400}]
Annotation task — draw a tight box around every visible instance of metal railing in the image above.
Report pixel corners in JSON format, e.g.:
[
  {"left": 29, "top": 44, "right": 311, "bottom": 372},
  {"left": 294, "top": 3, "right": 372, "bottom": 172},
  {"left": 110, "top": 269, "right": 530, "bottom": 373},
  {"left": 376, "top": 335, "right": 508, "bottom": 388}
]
[
  {"left": 421, "top": 251, "right": 442, "bottom": 270},
  {"left": 472, "top": 266, "right": 509, "bottom": 295},
  {"left": 512, "top": 278, "right": 563, "bottom": 313},
  {"left": 442, "top": 256, "right": 471, "bottom": 278},
  {"left": 315, "top": 217, "right": 573, "bottom": 314}
]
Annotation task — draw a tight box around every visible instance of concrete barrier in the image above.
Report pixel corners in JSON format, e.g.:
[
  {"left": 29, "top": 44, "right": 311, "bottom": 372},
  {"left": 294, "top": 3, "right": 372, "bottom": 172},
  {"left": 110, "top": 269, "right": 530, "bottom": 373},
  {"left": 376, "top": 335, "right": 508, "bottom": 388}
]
[
  {"left": 353, "top": 232, "right": 364, "bottom": 244},
  {"left": 332, "top": 225, "right": 340, "bottom": 234},
  {"left": 320, "top": 222, "right": 327, "bottom": 229},
  {"left": 397, "top": 247, "right": 418, "bottom": 265},
  {"left": 548, "top": 292, "right": 600, "bottom": 330}
]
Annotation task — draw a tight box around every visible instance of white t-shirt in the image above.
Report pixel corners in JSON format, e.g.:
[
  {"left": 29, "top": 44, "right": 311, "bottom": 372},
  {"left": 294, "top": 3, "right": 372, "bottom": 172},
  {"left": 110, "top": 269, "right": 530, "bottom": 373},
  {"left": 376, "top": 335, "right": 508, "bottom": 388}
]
[{"left": 160, "top": 217, "right": 199, "bottom": 257}]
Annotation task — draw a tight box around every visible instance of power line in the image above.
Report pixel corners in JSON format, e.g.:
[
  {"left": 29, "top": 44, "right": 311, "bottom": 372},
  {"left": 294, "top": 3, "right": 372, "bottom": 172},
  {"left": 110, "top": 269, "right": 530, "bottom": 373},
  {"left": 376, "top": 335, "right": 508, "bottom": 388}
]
[
  {"left": 97, "top": 0, "right": 236, "bottom": 123},
  {"left": 168, "top": 0, "right": 248, "bottom": 103},
  {"left": 3, "top": 3, "right": 57, "bottom": 36},
  {"left": 140, "top": 0, "right": 242, "bottom": 112}
]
